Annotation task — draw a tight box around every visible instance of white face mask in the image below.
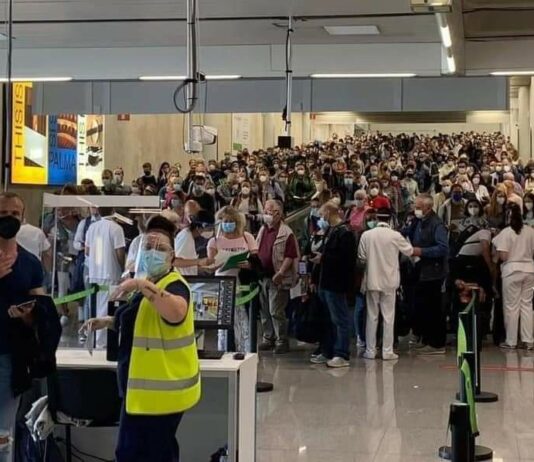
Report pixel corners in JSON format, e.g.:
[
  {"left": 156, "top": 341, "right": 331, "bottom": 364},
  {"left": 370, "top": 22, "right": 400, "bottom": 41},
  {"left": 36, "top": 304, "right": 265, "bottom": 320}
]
[
  {"left": 503, "top": 165, "right": 511, "bottom": 173},
  {"left": 442, "top": 186, "right": 451, "bottom": 194},
  {"left": 497, "top": 197, "right": 506, "bottom": 205},
  {"left": 391, "top": 176, "right": 398, "bottom": 182},
  {"left": 468, "top": 207, "right": 479, "bottom": 217},
  {"left": 200, "top": 230, "right": 214, "bottom": 239},
  {"left": 241, "top": 187, "right": 250, "bottom": 195},
  {"left": 262, "top": 214, "right": 274, "bottom": 225},
  {"left": 259, "top": 175, "right": 268, "bottom": 182},
  {"left": 526, "top": 202, "right": 534, "bottom": 211},
  {"left": 355, "top": 199, "right": 364, "bottom": 208},
  {"left": 332, "top": 197, "right": 341, "bottom": 206},
  {"left": 414, "top": 209, "right": 424, "bottom": 219},
  {"left": 369, "top": 187, "right": 379, "bottom": 197}
]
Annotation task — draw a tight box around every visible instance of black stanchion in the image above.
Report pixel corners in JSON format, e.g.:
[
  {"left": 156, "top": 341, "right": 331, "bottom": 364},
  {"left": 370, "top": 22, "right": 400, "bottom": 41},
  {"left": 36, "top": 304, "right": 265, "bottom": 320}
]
[
  {"left": 249, "top": 290, "right": 274, "bottom": 393},
  {"left": 439, "top": 403, "right": 472, "bottom": 462}
]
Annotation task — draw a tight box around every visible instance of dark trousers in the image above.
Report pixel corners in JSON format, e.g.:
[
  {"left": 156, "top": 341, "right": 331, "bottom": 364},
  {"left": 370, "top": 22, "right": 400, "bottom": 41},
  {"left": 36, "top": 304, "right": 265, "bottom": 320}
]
[
  {"left": 116, "top": 405, "right": 184, "bottom": 462},
  {"left": 414, "top": 279, "right": 446, "bottom": 348},
  {"left": 318, "top": 289, "right": 351, "bottom": 360}
]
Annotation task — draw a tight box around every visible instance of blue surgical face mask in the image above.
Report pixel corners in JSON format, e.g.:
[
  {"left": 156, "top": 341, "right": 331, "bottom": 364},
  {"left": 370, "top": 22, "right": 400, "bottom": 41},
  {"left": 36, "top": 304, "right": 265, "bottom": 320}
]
[
  {"left": 221, "top": 221, "right": 236, "bottom": 233},
  {"left": 139, "top": 249, "right": 170, "bottom": 279},
  {"left": 367, "top": 220, "right": 377, "bottom": 229},
  {"left": 452, "top": 192, "right": 463, "bottom": 203},
  {"left": 317, "top": 217, "right": 330, "bottom": 231}
]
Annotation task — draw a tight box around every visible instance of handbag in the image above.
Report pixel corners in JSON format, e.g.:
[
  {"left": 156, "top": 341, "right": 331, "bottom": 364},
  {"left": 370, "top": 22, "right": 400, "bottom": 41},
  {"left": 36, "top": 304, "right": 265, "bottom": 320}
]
[{"left": 293, "top": 294, "right": 323, "bottom": 344}]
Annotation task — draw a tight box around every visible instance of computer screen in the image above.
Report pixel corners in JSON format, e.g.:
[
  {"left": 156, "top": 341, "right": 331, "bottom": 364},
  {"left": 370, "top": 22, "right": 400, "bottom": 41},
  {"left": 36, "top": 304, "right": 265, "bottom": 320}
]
[{"left": 185, "top": 275, "right": 236, "bottom": 330}]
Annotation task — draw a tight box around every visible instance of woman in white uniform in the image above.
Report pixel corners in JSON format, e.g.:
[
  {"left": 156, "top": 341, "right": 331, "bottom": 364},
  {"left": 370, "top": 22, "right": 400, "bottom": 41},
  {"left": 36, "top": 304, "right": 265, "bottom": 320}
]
[{"left": 493, "top": 203, "right": 534, "bottom": 350}]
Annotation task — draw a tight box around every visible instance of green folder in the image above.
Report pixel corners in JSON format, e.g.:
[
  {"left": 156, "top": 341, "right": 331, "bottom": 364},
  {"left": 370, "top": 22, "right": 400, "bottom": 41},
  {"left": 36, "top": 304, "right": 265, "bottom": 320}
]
[{"left": 220, "top": 251, "right": 250, "bottom": 272}]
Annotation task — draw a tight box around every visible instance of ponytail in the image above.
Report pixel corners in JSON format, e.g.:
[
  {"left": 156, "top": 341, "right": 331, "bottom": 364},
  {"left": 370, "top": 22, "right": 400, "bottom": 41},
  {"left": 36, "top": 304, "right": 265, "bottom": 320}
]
[{"left": 508, "top": 203, "right": 524, "bottom": 235}]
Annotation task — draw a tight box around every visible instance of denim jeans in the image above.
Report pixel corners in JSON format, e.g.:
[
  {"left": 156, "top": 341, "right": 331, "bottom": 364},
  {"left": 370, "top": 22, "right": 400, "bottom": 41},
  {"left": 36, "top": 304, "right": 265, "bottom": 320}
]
[
  {"left": 354, "top": 293, "right": 366, "bottom": 343},
  {"left": 0, "top": 354, "right": 19, "bottom": 462},
  {"left": 318, "top": 289, "right": 351, "bottom": 360}
]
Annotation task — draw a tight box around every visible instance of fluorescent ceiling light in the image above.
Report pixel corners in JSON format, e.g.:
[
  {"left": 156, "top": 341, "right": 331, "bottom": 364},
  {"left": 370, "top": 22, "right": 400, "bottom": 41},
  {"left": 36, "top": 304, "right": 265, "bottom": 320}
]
[
  {"left": 310, "top": 73, "right": 416, "bottom": 78},
  {"left": 439, "top": 23, "right": 452, "bottom": 48},
  {"left": 0, "top": 76, "right": 72, "bottom": 82},
  {"left": 324, "top": 25, "right": 380, "bottom": 36},
  {"left": 139, "top": 75, "right": 187, "bottom": 81},
  {"left": 491, "top": 70, "right": 534, "bottom": 76},
  {"left": 446, "top": 55, "right": 456, "bottom": 74},
  {"left": 205, "top": 75, "right": 242, "bottom": 80}
]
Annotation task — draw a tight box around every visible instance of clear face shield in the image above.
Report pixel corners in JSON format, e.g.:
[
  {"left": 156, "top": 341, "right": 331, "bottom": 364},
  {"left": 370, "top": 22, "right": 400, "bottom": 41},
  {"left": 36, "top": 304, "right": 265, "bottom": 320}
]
[{"left": 134, "top": 232, "right": 174, "bottom": 280}]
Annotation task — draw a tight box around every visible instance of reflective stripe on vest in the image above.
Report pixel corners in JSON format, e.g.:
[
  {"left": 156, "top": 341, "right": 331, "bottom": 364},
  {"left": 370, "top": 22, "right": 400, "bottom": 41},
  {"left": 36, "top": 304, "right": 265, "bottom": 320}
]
[
  {"left": 132, "top": 333, "right": 196, "bottom": 350},
  {"left": 128, "top": 372, "right": 200, "bottom": 391}
]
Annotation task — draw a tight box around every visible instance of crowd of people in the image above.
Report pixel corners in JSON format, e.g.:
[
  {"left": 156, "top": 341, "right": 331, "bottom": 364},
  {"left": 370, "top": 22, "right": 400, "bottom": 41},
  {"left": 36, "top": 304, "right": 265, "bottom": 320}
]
[
  {"left": 9, "top": 130, "right": 534, "bottom": 365},
  {"left": 4, "top": 129, "right": 534, "bottom": 460}
]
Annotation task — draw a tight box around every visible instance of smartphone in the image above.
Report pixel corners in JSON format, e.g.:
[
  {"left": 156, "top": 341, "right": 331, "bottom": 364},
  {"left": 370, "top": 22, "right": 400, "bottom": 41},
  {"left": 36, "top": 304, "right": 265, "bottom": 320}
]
[{"left": 298, "top": 261, "right": 308, "bottom": 275}]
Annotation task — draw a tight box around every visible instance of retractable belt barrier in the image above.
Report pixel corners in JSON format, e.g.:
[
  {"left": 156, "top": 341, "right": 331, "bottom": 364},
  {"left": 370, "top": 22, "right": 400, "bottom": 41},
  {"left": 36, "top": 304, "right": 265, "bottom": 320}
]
[{"left": 53, "top": 285, "right": 109, "bottom": 306}]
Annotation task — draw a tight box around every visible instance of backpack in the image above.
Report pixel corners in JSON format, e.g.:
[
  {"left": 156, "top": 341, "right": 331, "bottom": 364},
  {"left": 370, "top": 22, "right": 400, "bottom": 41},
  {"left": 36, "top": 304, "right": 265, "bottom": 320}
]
[{"left": 449, "top": 224, "right": 481, "bottom": 258}]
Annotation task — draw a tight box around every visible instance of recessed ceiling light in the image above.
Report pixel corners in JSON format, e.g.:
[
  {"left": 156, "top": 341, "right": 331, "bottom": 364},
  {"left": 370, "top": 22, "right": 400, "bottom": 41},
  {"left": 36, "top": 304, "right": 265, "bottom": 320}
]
[
  {"left": 139, "top": 75, "right": 187, "bottom": 81},
  {"left": 0, "top": 77, "right": 72, "bottom": 82},
  {"left": 310, "top": 73, "right": 416, "bottom": 78},
  {"left": 205, "top": 75, "right": 242, "bottom": 80},
  {"left": 491, "top": 71, "right": 534, "bottom": 76},
  {"left": 324, "top": 25, "right": 380, "bottom": 36}
]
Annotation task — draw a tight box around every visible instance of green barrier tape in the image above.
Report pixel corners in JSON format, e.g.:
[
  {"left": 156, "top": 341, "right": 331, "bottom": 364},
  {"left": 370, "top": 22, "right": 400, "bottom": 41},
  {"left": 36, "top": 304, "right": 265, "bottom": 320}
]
[
  {"left": 236, "top": 286, "right": 260, "bottom": 306},
  {"left": 457, "top": 318, "right": 467, "bottom": 361},
  {"left": 53, "top": 285, "right": 109, "bottom": 305},
  {"left": 461, "top": 359, "right": 479, "bottom": 435},
  {"left": 237, "top": 285, "right": 251, "bottom": 293}
]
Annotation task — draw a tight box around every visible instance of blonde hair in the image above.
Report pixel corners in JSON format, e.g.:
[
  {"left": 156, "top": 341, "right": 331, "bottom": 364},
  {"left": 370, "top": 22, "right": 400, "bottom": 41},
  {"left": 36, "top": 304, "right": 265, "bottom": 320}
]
[{"left": 216, "top": 206, "right": 246, "bottom": 236}]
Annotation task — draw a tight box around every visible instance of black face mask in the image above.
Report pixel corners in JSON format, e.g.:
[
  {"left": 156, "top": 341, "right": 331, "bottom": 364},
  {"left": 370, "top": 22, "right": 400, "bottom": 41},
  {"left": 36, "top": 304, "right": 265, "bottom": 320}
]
[
  {"left": 143, "top": 170, "right": 152, "bottom": 176},
  {"left": 0, "top": 215, "right": 21, "bottom": 239}
]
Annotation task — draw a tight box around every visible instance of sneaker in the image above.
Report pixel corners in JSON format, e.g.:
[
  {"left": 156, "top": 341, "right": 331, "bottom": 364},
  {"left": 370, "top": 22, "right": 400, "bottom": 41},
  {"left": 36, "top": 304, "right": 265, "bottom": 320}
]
[
  {"left": 274, "top": 344, "right": 290, "bottom": 355},
  {"left": 310, "top": 354, "right": 328, "bottom": 364},
  {"left": 411, "top": 342, "right": 427, "bottom": 350},
  {"left": 356, "top": 337, "right": 366, "bottom": 349},
  {"left": 362, "top": 351, "right": 376, "bottom": 360},
  {"left": 526, "top": 343, "right": 534, "bottom": 351},
  {"left": 499, "top": 342, "right": 517, "bottom": 350},
  {"left": 326, "top": 357, "right": 350, "bottom": 368},
  {"left": 416, "top": 345, "right": 446, "bottom": 355},
  {"left": 382, "top": 352, "right": 399, "bottom": 361},
  {"left": 258, "top": 341, "right": 275, "bottom": 351}
]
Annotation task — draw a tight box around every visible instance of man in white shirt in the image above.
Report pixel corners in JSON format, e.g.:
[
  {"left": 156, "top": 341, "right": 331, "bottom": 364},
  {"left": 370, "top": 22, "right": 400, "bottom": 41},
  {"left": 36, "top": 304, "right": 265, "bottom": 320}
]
[
  {"left": 174, "top": 211, "right": 214, "bottom": 276},
  {"left": 358, "top": 208, "right": 414, "bottom": 360},
  {"left": 16, "top": 222, "right": 52, "bottom": 270},
  {"left": 85, "top": 207, "right": 126, "bottom": 348}
]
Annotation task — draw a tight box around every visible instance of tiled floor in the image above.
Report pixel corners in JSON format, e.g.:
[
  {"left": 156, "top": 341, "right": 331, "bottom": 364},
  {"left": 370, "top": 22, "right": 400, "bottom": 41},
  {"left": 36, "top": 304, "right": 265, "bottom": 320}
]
[{"left": 256, "top": 343, "right": 534, "bottom": 462}]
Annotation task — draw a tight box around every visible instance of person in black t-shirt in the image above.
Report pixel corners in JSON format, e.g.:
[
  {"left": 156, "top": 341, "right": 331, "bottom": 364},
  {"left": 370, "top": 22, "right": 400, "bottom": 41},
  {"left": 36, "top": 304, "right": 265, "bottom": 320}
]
[{"left": 137, "top": 162, "right": 158, "bottom": 190}]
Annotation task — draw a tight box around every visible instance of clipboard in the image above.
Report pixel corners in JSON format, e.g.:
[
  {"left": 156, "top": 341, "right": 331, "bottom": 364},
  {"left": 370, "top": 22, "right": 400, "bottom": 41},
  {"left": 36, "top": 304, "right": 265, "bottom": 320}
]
[{"left": 220, "top": 251, "right": 250, "bottom": 272}]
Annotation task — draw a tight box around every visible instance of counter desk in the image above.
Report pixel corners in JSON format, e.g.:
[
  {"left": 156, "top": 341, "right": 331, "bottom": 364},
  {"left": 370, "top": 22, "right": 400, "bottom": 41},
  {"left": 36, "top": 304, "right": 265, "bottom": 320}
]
[{"left": 55, "top": 349, "right": 258, "bottom": 462}]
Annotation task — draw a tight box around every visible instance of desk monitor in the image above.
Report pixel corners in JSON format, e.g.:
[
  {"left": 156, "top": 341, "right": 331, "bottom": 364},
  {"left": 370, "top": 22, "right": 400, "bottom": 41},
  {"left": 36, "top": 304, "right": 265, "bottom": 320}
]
[{"left": 185, "top": 276, "right": 236, "bottom": 330}]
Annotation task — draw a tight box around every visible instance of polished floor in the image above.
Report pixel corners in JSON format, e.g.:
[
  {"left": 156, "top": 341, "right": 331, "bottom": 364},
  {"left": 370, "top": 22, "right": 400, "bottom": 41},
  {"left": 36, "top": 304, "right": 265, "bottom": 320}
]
[{"left": 256, "top": 343, "right": 534, "bottom": 462}]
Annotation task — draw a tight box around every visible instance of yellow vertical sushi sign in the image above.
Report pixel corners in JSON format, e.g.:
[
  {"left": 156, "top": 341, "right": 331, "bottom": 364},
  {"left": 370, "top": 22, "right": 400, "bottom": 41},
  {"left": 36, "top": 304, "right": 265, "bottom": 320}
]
[{"left": 11, "top": 82, "right": 47, "bottom": 184}]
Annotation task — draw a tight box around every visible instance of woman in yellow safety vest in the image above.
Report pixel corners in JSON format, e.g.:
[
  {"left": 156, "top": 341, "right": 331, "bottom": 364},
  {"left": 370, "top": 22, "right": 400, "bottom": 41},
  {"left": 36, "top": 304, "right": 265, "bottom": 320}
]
[{"left": 81, "top": 215, "right": 201, "bottom": 462}]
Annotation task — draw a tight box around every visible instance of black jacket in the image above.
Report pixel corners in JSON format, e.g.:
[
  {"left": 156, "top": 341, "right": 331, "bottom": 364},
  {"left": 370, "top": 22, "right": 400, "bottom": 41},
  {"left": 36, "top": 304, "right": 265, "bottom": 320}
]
[
  {"left": 319, "top": 222, "right": 357, "bottom": 293},
  {"left": 9, "top": 295, "right": 62, "bottom": 396}
]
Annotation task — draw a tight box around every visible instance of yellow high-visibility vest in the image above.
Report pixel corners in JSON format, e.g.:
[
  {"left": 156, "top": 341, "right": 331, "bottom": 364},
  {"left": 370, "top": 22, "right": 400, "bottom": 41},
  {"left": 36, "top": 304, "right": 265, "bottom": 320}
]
[{"left": 126, "top": 271, "right": 201, "bottom": 415}]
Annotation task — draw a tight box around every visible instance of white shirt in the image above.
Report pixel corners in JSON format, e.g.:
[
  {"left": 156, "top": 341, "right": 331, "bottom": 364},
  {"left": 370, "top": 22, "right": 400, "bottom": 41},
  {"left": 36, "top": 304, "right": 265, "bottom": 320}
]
[
  {"left": 358, "top": 223, "right": 414, "bottom": 292},
  {"left": 174, "top": 228, "right": 198, "bottom": 276},
  {"left": 85, "top": 219, "right": 126, "bottom": 283},
  {"left": 473, "top": 185, "right": 490, "bottom": 204},
  {"left": 493, "top": 226, "right": 534, "bottom": 278},
  {"left": 17, "top": 223, "right": 51, "bottom": 261},
  {"left": 73, "top": 216, "right": 100, "bottom": 252},
  {"left": 459, "top": 229, "right": 492, "bottom": 257}
]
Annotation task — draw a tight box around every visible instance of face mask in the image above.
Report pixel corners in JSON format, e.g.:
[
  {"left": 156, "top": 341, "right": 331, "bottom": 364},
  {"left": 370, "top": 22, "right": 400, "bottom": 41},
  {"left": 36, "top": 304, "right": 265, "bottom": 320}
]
[
  {"left": 370, "top": 170, "right": 378, "bottom": 177},
  {"left": 259, "top": 175, "right": 268, "bottom": 182},
  {"left": 262, "top": 214, "right": 274, "bottom": 226},
  {"left": 144, "top": 169, "right": 151, "bottom": 176},
  {"left": 200, "top": 230, "right": 214, "bottom": 239},
  {"left": 355, "top": 199, "right": 364, "bottom": 208},
  {"left": 344, "top": 179, "right": 353, "bottom": 186},
  {"left": 530, "top": 172, "right": 534, "bottom": 179},
  {"left": 102, "top": 178, "right": 112, "bottom": 187},
  {"left": 406, "top": 171, "right": 414, "bottom": 177},
  {"left": 114, "top": 175, "right": 122, "bottom": 184},
  {"left": 468, "top": 207, "right": 479, "bottom": 217},
  {"left": 209, "top": 165, "right": 216, "bottom": 171},
  {"left": 497, "top": 197, "right": 506, "bottom": 205},
  {"left": 221, "top": 222, "right": 236, "bottom": 233},
  {"left": 297, "top": 169, "right": 305, "bottom": 176},
  {"left": 317, "top": 217, "right": 330, "bottom": 231},
  {"left": 472, "top": 177, "right": 480, "bottom": 185},
  {"left": 367, "top": 220, "right": 377, "bottom": 229},
  {"left": 414, "top": 209, "right": 424, "bottom": 219},
  {"left": 458, "top": 168, "right": 466, "bottom": 174},
  {"left": 526, "top": 202, "right": 534, "bottom": 211},
  {"left": 332, "top": 197, "right": 341, "bottom": 206},
  {"left": 391, "top": 176, "right": 398, "bottom": 182},
  {"left": 193, "top": 185, "right": 204, "bottom": 195},
  {"left": 139, "top": 249, "right": 170, "bottom": 279},
  {"left": 452, "top": 192, "right": 463, "bottom": 202},
  {"left": 173, "top": 183, "right": 182, "bottom": 192},
  {"left": 495, "top": 166, "right": 502, "bottom": 172},
  {"left": 241, "top": 187, "right": 251, "bottom": 195},
  {"left": 442, "top": 186, "right": 451, "bottom": 194},
  {"left": 0, "top": 215, "right": 21, "bottom": 239},
  {"left": 503, "top": 165, "right": 511, "bottom": 173},
  {"left": 369, "top": 188, "right": 379, "bottom": 197}
]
